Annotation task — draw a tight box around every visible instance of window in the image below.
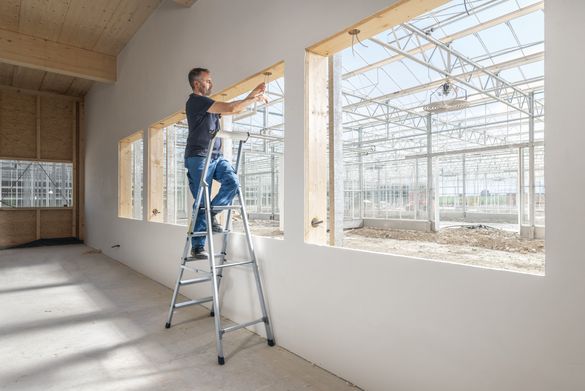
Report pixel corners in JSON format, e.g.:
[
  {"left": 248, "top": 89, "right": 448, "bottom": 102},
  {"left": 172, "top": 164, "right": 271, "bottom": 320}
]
[
  {"left": 148, "top": 116, "right": 190, "bottom": 225},
  {"left": 227, "top": 70, "right": 284, "bottom": 238},
  {"left": 0, "top": 160, "right": 73, "bottom": 208},
  {"left": 306, "top": 0, "right": 545, "bottom": 274},
  {"left": 118, "top": 131, "right": 144, "bottom": 219}
]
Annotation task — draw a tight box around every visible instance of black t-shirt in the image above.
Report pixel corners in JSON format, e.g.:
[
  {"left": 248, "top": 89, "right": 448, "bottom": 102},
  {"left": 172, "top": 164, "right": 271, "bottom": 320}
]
[{"left": 184, "top": 94, "right": 222, "bottom": 159}]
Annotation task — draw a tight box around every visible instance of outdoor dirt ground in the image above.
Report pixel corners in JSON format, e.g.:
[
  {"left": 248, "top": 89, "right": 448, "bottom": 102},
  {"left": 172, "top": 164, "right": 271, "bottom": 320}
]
[
  {"left": 344, "top": 226, "right": 544, "bottom": 274},
  {"left": 233, "top": 219, "right": 283, "bottom": 238},
  {"left": 238, "top": 219, "right": 544, "bottom": 275}
]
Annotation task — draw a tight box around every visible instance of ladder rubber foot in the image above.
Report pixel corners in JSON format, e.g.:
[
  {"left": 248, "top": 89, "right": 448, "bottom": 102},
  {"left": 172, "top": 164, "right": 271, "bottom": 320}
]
[
  {"left": 210, "top": 311, "right": 215, "bottom": 317},
  {"left": 267, "top": 339, "right": 275, "bottom": 347},
  {"left": 218, "top": 356, "right": 225, "bottom": 365},
  {"left": 165, "top": 322, "right": 171, "bottom": 329}
]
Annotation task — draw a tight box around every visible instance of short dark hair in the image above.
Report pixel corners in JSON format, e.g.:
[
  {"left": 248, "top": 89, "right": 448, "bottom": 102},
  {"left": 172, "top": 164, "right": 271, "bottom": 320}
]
[{"left": 188, "top": 67, "right": 210, "bottom": 89}]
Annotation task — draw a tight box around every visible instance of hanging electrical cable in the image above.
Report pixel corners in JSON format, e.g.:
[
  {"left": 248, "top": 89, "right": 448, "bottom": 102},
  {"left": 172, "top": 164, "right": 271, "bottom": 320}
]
[
  {"left": 348, "top": 28, "right": 368, "bottom": 57},
  {"left": 260, "top": 71, "right": 272, "bottom": 135}
]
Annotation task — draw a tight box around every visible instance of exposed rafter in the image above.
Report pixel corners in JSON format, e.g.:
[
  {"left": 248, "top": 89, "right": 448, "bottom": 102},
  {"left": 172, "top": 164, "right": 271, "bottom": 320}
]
[
  {"left": 369, "top": 32, "right": 538, "bottom": 116},
  {"left": 343, "top": 91, "right": 509, "bottom": 147},
  {"left": 343, "top": 52, "right": 543, "bottom": 113}
]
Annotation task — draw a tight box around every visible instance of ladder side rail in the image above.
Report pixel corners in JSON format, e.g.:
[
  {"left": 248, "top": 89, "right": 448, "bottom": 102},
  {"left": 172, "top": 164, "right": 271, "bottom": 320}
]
[
  {"left": 203, "top": 135, "right": 226, "bottom": 364},
  {"left": 236, "top": 185, "right": 275, "bottom": 344},
  {"left": 217, "top": 140, "right": 246, "bottom": 285}
]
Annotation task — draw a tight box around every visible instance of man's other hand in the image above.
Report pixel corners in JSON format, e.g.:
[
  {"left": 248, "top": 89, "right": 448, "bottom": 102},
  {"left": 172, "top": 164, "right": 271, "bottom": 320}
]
[{"left": 256, "top": 94, "right": 268, "bottom": 104}]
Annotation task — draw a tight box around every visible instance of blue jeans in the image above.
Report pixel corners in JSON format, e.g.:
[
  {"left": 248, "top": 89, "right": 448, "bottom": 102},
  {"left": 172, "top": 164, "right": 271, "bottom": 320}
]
[{"left": 185, "top": 155, "right": 239, "bottom": 248}]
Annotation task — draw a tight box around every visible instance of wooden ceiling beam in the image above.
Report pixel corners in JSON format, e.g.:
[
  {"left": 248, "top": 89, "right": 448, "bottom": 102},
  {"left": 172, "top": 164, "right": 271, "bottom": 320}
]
[
  {"left": 307, "top": 0, "right": 449, "bottom": 56},
  {"left": 0, "top": 28, "right": 116, "bottom": 83},
  {"left": 211, "top": 61, "right": 285, "bottom": 102}
]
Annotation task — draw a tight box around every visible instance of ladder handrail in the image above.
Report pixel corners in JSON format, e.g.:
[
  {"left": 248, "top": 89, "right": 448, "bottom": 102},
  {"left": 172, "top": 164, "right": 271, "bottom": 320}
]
[{"left": 213, "top": 130, "right": 250, "bottom": 142}]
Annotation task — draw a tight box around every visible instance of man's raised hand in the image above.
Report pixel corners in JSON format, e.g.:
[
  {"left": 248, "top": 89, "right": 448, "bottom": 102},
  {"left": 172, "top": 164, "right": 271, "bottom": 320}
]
[{"left": 247, "top": 82, "right": 266, "bottom": 98}]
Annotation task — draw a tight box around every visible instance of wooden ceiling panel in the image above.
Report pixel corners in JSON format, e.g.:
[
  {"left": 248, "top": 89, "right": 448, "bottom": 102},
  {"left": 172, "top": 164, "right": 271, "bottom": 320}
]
[
  {"left": 57, "top": 0, "right": 122, "bottom": 50},
  {"left": 66, "top": 78, "right": 94, "bottom": 96},
  {"left": 18, "top": 0, "right": 71, "bottom": 41},
  {"left": 0, "top": 0, "right": 21, "bottom": 31},
  {"left": 93, "top": 0, "right": 162, "bottom": 55},
  {"left": 11, "top": 66, "right": 46, "bottom": 90},
  {"left": 0, "top": 63, "right": 16, "bottom": 86},
  {"left": 0, "top": 0, "right": 163, "bottom": 97},
  {"left": 40, "top": 72, "right": 75, "bottom": 95}
]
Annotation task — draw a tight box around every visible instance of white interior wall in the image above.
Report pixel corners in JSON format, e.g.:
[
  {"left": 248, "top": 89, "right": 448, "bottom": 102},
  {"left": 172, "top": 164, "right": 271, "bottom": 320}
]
[{"left": 84, "top": 1, "right": 585, "bottom": 390}]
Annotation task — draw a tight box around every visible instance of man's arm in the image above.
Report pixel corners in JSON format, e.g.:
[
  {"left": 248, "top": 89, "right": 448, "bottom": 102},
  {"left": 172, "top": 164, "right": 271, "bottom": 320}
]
[{"left": 207, "top": 82, "right": 268, "bottom": 115}]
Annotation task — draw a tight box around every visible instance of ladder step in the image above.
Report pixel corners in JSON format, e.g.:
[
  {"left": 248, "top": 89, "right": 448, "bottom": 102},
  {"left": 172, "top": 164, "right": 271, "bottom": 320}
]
[
  {"left": 174, "top": 296, "right": 213, "bottom": 309},
  {"left": 183, "top": 253, "right": 226, "bottom": 262},
  {"left": 179, "top": 276, "right": 212, "bottom": 286},
  {"left": 200, "top": 205, "right": 241, "bottom": 211},
  {"left": 221, "top": 318, "right": 265, "bottom": 335},
  {"left": 215, "top": 260, "right": 254, "bottom": 269},
  {"left": 213, "top": 205, "right": 242, "bottom": 211},
  {"left": 188, "top": 230, "right": 230, "bottom": 238},
  {"left": 180, "top": 265, "right": 207, "bottom": 273}
]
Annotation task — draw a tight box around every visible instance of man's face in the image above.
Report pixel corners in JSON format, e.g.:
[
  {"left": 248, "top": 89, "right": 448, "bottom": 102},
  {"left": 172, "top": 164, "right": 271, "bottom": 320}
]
[{"left": 195, "top": 72, "right": 213, "bottom": 96}]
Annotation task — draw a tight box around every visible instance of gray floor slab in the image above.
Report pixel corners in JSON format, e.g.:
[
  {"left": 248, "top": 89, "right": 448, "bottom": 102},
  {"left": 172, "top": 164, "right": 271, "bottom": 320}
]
[{"left": 0, "top": 245, "right": 359, "bottom": 391}]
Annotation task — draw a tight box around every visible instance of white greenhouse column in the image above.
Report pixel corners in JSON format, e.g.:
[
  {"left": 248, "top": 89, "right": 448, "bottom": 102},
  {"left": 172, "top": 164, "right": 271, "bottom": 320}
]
[
  {"left": 328, "top": 53, "right": 344, "bottom": 246},
  {"left": 426, "top": 113, "right": 435, "bottom": 231}
]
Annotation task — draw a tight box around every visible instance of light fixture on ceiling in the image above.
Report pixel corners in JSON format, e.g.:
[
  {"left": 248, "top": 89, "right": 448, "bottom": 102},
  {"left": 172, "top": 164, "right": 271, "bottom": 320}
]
[{"left": 423, "top": 81, "right": 470, "bottom": 113}]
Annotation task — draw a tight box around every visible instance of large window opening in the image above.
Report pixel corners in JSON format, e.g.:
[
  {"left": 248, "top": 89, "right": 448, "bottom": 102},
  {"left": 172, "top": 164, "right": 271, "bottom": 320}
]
[
  {"left": 227, "top": 74, "right": 284, "bottom": 238},
  {"left": 306, "top": 0, "right": 545, "bottom": 274},
  {"left": 0, "top": 160, "right": 73, "bottom": 208}
]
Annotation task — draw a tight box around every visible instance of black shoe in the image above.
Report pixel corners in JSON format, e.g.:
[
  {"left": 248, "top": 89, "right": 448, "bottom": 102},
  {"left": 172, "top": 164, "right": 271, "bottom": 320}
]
[
  {"left": 190, "top": 246, "right": 208, "bottom": 260},
  {"left": 211, "top": 213, "right": 224, "bottom": 233}
]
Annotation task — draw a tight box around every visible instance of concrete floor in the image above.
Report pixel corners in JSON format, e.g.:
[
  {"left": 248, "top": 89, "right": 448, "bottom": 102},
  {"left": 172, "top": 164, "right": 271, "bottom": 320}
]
[{"left": 0, "top": 245, "right": 358, "bottom": 391}]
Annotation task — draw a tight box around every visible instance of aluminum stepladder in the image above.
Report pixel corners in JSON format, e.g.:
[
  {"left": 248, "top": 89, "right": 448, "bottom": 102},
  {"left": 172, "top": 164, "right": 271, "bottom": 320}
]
[{"left": 165, "top": 129, "right": 275, "bottom": 365}]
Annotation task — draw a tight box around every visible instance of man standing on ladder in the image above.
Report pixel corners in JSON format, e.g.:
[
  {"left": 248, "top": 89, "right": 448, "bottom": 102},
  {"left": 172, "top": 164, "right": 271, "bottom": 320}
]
[{"left": 185, "top": 67, "right": 267, "bottom": 259}]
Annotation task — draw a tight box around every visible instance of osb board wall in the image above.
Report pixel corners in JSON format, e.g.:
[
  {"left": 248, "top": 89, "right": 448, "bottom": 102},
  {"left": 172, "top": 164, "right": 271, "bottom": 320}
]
[
  {"left": 40, "top": 97, "right": 74, "bottom": 161},
  {"left": 0, "top": 90, "right": 75, "bottom": 161},
  {"left": 0, "top": 210, "right": 36, "bottom": 248},
  {"left": 0, "top": 88, "right": 81, "bottom": 248},
  {"left": 40, "top": 209, "right": 73, "bottom": 238},
  {"left": 0, "top": 90, "right": 37, "bottom": 159}
]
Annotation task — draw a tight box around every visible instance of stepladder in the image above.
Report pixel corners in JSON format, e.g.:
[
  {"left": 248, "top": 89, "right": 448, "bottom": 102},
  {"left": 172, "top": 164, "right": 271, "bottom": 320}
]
[{"left": 165, "top": 129, "right": 275, "bottom": 365}]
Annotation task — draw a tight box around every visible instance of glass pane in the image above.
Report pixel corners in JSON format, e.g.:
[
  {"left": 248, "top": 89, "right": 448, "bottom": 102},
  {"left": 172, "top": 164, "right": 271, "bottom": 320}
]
[
  {"left": 0, "top": 160, "right": 73, "bottom": 208},
  {"left": 230, "top": 77, "right": 285, "bottom": 238}
]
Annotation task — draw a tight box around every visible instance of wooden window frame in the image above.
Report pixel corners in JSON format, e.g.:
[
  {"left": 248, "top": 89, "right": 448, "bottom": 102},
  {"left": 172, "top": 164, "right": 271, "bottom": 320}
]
[
  {"left": 118, "top": 130, "right": 144, "bottom": 219},
  {"left": 148, "top": 113, "right": 188, "bottom": 224}
]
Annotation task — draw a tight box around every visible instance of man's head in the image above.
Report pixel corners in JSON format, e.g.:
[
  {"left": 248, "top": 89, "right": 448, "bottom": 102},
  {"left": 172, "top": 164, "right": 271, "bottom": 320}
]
[{"left": 188, "top": 67, "right": 212, "bottom": 96}]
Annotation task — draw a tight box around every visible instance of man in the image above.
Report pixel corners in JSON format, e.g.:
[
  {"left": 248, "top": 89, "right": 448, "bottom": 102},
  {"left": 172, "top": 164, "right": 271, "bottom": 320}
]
[{"left": 185, "top": 67, "right": 267, "bottom": 259}]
